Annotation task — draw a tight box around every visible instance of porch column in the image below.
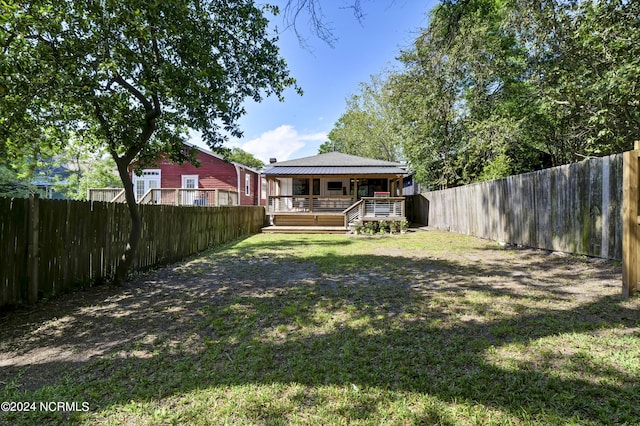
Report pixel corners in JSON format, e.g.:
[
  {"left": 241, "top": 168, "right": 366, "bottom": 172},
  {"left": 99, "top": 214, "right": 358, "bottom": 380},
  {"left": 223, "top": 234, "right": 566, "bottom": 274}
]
[
  {"left": 267, "top": 176, "right": 275, "bottom": 211},
  {"left": 309, "top": 176, "right": 314, "bottom": 213},
  {"left": 353, "top": 177, "right": 358, "bottom": 201}
]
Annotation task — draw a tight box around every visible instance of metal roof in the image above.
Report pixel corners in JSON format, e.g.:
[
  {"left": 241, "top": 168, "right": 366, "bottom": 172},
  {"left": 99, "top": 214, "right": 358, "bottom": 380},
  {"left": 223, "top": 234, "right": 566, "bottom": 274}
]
[
  {"left": 268, "top": 152, "right": 401, "bottom": 167},
  {"left": 263, "top": 152, "right": 406, "bottom": 176},
  {"left": 263, "top": 166, "right": 406, "bottom": 176}
]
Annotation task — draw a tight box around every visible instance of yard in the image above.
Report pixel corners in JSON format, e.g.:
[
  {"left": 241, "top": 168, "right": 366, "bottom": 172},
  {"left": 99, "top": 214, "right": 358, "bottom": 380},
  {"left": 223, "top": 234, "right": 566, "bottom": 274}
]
[{"left": 1, "top": 230, "right": 638, "bottom": 425}]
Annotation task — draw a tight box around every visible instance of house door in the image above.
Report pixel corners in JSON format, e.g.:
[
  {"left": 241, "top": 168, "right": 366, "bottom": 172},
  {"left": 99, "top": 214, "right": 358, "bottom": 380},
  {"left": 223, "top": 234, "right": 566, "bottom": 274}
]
[
  {"left": 353, "top": 178, "right": 388, "bottom": 199},
  {"left": 181, "top": 175, "right": 199, "bottom": 205},
  {"left": 132, "top": 169, "right": 161, "bottom": 201}
]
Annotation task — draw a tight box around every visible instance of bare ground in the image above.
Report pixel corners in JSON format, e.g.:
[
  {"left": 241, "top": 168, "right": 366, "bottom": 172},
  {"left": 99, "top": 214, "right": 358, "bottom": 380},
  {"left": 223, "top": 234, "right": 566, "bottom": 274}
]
[{"left": 0, "top": 230, "right": 629, "bottom": 395}]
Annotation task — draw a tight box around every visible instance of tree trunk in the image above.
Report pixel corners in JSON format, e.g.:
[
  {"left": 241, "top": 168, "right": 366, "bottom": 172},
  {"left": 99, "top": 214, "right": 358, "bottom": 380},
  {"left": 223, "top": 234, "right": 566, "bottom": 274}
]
[{"left": 113, "top": 157, "right": 141, "bottom": 284}]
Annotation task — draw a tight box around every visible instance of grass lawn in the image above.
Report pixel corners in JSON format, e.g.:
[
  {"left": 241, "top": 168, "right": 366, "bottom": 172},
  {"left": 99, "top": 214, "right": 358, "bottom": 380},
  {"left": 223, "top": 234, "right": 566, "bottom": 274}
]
[{"left": 1, "top": 230, "right": 639, "bottom": 425}]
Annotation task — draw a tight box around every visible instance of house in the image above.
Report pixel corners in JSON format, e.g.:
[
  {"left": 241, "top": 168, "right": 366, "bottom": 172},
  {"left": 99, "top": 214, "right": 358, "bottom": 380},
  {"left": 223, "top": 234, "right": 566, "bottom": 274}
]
[
  {"left": 88, "top": 143, "right": 263, "bottom": 206},
  {"left": 31, "top": 160, "right": 72, "bottom": 199},
  {"left": 262, "top": 152, "right": 407, "bottom": 233}
]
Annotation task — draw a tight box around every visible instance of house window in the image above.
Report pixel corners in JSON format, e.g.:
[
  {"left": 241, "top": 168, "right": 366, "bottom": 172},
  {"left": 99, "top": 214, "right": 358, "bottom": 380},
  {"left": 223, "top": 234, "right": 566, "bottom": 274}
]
[
  {"left": 245, "top": 174, "right": 251, "bottom": 196},
  {"left": 293, "top": 178, "right": 309, "bottom": 195},
  {"left": 136, "top": 180, "right": 146, "bottom": 200},
  {"left": 181, "top": 175, "right": 198, "bottom": 189},
  {"left": 313, "top": 179, "right": 320, "bottom": 196}
]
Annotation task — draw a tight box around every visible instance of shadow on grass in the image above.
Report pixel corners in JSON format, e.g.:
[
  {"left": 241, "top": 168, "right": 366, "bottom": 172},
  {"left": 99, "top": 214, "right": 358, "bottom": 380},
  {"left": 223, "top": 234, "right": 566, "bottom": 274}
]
[{"left": 1, "top": 235, "right": 638, "bottom": 425}]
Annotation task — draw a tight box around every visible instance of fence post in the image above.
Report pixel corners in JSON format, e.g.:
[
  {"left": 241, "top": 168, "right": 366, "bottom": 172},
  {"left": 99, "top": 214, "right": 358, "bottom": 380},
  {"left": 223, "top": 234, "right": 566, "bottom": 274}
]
[
  {"left": 622, "top": 142, "right": 640, "bottom": 298},
  {"left": 27, "top": 193, "right": 39, "bottom": 304}
]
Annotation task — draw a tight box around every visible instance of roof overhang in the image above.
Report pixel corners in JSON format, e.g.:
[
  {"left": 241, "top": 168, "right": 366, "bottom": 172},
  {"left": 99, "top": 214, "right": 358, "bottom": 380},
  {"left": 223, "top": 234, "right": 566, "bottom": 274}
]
[{"left": 263, "top": 166, "right": 407, "bottom": 176}]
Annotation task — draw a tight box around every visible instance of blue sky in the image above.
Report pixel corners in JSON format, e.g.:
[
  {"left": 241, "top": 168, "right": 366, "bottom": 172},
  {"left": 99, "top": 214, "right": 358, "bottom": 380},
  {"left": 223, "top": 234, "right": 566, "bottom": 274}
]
[{"left": 193, "top": 1, "right": 437, "bottom": 164}]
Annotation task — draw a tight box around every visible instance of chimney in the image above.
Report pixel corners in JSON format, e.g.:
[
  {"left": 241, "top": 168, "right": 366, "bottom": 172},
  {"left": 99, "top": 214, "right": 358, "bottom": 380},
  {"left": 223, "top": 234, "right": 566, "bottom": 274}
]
[{"left": 269, "top": 158, "right": 277, "bottom": 164}]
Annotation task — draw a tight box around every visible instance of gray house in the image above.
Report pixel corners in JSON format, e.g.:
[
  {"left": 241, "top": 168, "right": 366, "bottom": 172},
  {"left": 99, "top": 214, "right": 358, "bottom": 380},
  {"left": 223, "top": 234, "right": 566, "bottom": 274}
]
[{"left": 262, "top": 152, "right": 407, "bottom": 232}]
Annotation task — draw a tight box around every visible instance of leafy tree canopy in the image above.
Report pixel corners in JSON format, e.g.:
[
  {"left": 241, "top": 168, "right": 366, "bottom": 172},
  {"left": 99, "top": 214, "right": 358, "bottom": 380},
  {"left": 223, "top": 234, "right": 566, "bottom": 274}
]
[
  {"left": 1, "top": 0, "right": 299, "bottom": 280},
  {"left": 223, "top": 147, "right": 265, "bottom": 170},
  {"left": 332, "top": 0, "right": 640, "bottom": 190},
  {"left": 321, "top": 73, "right": 403, "bottom": 162},
  {"left": 0, "top": 164, "right": 33, "bottom": 198}
]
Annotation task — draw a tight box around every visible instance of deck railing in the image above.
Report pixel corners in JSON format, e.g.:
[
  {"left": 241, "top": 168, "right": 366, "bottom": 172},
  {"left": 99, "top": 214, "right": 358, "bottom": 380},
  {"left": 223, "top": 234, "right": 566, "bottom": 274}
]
[
  {"left": 343, "top": 197, "right": 406, "bottom": 227},
  {"left": 138, "top": 188, "right": 238, "bottom": 206},
  {"left": 88, "top": 188, "right": 238, "bottom": 206},
  {"left": 362, "top": 197, "right": 405, "bottom": 219},
  {"left": 87, "top": 188, "right": 125, "bottom": 203},
  {"left": 267, "top": 195, "right": 355, "bottom": 213},
  {"left": 343, "top": 199, "right": 365, "bottom": 227}
]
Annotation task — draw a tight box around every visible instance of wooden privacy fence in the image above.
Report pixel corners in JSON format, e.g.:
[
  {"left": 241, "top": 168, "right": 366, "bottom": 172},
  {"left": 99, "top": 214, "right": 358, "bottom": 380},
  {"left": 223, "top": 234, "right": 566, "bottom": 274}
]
[
  {"left": 0, "top": 196, "right": 265, "bottom": 308},
  {"left": 409, "top": 154, "right": 623, "bottom": 257},
  {"left": 408, "top": 151, "right": 639, "bottom": 297}
]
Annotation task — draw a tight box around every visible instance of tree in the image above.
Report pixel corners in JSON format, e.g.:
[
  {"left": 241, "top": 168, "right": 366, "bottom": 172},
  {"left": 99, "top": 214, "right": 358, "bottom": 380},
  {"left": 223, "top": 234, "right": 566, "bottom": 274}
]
[
  {"left": 0, "top": 164, "right": 34, "bottom": 198},
  {"left": 50, "top": 139, "right": 121, "bottom": 200},
  {"left": 1, "top": 0, "right": 299, "bottom": 282},
  {"left": 390, "top": 0, "right": 639, "bottom": 189},
  {"left": 510, "top": 0, "right": 640, "bottom": 164},
  {"left": 390, "top": 11, "right": 467, "bottom": 189},
  {"left": 322, "top": 73, "right": 404, "bottom": 162},
  {"left": 283, "top": 0, "right": 367, "bottom": 47},
  {"left": 223, "top": 147, "right": 265, "bottom": 170}
]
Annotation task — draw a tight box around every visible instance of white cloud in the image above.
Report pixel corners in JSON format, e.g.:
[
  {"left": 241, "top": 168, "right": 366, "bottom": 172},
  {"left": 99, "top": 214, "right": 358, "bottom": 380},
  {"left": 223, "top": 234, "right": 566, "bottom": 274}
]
[{"left": 240, "top": 125, "right": 327, "bottom": 163}]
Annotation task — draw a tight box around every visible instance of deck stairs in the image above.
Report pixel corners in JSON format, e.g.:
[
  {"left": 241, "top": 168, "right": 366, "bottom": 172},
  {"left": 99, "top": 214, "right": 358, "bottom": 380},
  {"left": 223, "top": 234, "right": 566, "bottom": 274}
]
[{"left": 261, "top": 225, "right": 347, "bottom": 234}]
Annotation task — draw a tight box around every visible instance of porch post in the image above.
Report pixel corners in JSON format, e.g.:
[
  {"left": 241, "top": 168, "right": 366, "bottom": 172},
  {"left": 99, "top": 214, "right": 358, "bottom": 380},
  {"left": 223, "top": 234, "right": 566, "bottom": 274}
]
[
  {"left": 267, "top": 176, "right": 274, "bottom": 211},
  {"left": 353, "top": 176, "right": 358, "bottom": 201},
  {"left": 309, "top": 176, "right": 314, "bottom": 213}
]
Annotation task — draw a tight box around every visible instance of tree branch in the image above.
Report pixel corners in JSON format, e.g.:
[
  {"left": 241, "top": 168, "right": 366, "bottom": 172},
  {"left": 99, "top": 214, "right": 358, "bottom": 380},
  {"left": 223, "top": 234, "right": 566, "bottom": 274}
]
[{"left": 112, "top": 74, "right": 156, "bottom": 117}]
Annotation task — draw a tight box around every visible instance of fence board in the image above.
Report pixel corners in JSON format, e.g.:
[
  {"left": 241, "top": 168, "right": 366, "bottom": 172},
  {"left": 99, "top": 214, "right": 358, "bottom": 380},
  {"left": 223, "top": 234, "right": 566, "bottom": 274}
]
[
  {"left": 1, "top": 198, "right": 265, "bottom": 308},
  {"left": 410, "top": 153, "right": 623, "bottom": 260}
]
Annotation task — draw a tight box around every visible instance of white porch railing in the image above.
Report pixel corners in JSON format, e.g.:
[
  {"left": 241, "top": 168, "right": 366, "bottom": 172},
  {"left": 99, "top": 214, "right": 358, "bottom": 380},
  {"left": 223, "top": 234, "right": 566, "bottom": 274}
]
[
  {"left": 87, "top": 188, "right": 125, "bottom": 203},
  {"left": 362, "top": 197, "right": 405, "bottom": 219},
  {"left": 88, "top": 188, "right": 238, "bottom": 206},
  {"left": 343, "top": 199, "right": 365, "bottom": 226},
  {"left": 138, "top": 188, "right": 238, "bottom": 206},
  {"left": 342, "top": 197, "right": 405, "bottom": 227}
]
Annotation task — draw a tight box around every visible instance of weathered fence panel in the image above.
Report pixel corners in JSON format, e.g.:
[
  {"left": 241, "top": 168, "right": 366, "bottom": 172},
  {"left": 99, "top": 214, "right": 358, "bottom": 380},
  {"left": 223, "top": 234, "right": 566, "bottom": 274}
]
[
  {"left": 408, "top": 153, "right": 623, "bottom": 260},
  {"left": 1, "top": 198, "right": 265, "bottom": 308}
]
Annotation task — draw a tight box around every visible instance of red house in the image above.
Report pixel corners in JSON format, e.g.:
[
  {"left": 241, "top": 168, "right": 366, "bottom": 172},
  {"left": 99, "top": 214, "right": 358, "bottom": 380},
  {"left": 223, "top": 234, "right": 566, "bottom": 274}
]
[{"left": 116, "top": 143, "right": 264, "bottom": 207}]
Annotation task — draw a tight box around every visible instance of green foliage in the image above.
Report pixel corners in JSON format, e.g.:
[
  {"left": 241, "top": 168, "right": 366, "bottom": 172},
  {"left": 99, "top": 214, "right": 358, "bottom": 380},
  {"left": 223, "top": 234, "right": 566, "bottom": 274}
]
[
  {"left": 223, "top": 147, "right": 265, "bottom": 170},
  {"left": 0, "top": 0, "right": 299, "bottom": 278},
  {"left": 322, "top": 73, "right": 403, "bottom": 162},
  {"left": 352, "top": 219, "right": 407, "bottom": 235},
  {"left": 331, "top": 0, "right": 640, "bottom": 190},
  {"left": 0, "top": 164, "right": 34, "bottom": 198},
  {"left": 1, "top": 0, "right": 299, "bottom": 162},
  {"left": 50, "top": 140, "right": 121, "bottom": 200}
]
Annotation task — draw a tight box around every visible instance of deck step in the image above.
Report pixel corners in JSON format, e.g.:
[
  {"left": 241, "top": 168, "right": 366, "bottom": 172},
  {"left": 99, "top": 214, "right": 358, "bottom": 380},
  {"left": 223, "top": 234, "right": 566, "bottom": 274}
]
[
  {"left": 272, "top": 214, "right": 344, "bottom": 227},
  {"left": 261, "top": 226, "right": 347, "bottom": 234}
]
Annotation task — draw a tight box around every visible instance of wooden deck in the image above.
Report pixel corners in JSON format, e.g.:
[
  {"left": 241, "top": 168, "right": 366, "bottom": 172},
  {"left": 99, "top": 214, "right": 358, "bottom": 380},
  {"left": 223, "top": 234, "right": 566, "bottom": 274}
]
[{"left": 264, "top": 197, "right": 406, "bottom": 234}]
